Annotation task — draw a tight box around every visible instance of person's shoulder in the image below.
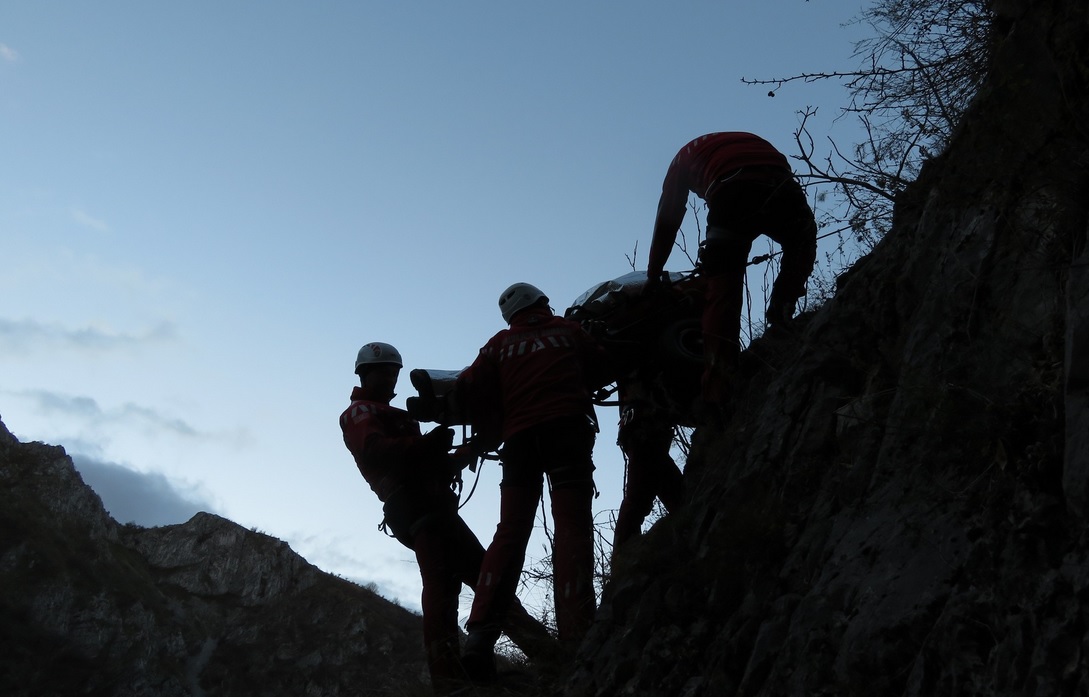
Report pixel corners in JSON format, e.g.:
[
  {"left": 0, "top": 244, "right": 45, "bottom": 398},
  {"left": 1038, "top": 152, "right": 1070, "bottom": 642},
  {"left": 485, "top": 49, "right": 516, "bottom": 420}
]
[
  {"left": 376, "top": 401, "right": 411, "bottom": 417},
  {"left": 563, "top": 318, "right": 588, "bottom": 334},
  {"left": 341, "top": 399, "right": 378, "bottom": 431},
  {"left": 480, "top": 328, "right": 509, "bottom": 351},
  {"left": 550, "top": 314, "right": 585, "bottom": 331},
  {"left": 352, "top": 399, "right": 407, "bottom": 419}
]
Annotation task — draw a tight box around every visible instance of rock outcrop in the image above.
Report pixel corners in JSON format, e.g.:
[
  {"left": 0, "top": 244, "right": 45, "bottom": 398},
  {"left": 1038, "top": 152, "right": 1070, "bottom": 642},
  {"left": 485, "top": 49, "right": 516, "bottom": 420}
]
[
  {"left": 0, "top": 418, "right": 429, "bottom": 697},
  {"left": 570, "top": 2, "right": 1089, "bottom": 696}
]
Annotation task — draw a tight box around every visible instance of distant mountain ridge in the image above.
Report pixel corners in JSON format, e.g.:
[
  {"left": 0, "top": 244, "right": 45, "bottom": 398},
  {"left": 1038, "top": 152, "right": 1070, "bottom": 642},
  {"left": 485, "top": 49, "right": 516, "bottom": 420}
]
[{"left": 0, "top": 417, "right": 430, "bottom": 697}]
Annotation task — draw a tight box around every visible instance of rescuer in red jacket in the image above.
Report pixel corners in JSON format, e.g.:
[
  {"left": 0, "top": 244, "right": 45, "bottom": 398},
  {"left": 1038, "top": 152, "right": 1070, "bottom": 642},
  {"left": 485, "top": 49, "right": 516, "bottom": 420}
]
[
  {"left": 645, "top": 132, "right": 818, "bottom": 406},
  {"left": 455, "top": 284, "right": 614, "bottom": 681},
  {"left": 339, "top": 342, "right": 553, "bottom": 694}
]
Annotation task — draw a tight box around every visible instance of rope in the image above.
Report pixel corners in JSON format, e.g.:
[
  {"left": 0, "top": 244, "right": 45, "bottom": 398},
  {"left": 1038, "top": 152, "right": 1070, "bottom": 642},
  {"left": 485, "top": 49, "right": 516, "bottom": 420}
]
[
  {"left": 457, "top": 461, "right": 483, "bottom": 510},
  {"left": 745, "top": 223, "right": 854, "bottom": 267}
]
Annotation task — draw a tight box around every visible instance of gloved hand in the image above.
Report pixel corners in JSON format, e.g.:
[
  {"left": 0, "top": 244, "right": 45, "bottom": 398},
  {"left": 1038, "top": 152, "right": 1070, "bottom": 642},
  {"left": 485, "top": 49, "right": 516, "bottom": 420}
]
[
  {"left": 451, "top": 444, "right": 477, "bottom": 471},
  {"left": 641, "top": 272, "right": 663, "bottom": 296},
  {"left": 405, "top": 395, "right": 437, "bottom": 423},
  {"left": 421, "top": 426, "right": 455, "bottom": 454}
]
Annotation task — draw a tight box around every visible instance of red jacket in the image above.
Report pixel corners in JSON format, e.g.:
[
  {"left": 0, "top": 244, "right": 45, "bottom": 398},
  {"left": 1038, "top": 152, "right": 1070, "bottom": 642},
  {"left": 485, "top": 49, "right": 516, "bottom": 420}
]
[
  {"left": 648, "top": 132, "right": 792, "bottom": 277},
  {"left": 456, "top": 308, "right": 614, "bottom": 443},
  {"left": 340, "top": 386, "right": 451, "bottom": 502}
]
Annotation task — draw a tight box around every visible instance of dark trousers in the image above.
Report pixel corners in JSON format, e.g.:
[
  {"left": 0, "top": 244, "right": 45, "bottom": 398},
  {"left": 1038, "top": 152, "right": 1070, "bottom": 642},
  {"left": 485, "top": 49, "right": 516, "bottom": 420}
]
[
  {"left": 613, "top": 408, "right": 684, "bottom": 550},
  {"left": 699, "top": 170, "right": 818, "bottom": 399},
  {"left": 384, "top": 490, "right": 553, "bottom": 689}
]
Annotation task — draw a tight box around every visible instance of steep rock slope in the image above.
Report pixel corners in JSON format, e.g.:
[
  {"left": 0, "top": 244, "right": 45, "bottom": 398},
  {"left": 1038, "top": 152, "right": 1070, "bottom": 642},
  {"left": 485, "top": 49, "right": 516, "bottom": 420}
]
[
  {"left": 3, "top": 4, "right": 1088, "bottom": 697},
  {"left": 0, "top": 419, "right": 429, "bottom": 697},
  {"left": 571, "top": 2, "right": 1089, "bottom": 696}
]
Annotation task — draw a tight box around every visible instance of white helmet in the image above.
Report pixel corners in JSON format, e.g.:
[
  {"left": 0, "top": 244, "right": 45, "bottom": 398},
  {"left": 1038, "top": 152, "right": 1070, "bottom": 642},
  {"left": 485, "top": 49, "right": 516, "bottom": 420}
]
[
  {"left": 499, "top": 283, "right": 548, "bottom": 324},
  {"left": 354, "top": 342, "right": 403, "bottom": 374}
]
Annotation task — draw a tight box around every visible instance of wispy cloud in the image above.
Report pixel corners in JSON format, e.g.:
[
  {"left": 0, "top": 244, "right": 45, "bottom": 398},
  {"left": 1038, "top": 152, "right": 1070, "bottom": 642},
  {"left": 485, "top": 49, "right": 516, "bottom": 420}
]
[
  {"left": 11, "top": 389, "right": 201, "bottom": 439},
  {"left": 71, "top": 453, "right": 217, "bottom": 526},
  {"left": 72, "top": 208, "right": 110, "bottom": 233},
  {"left": 0, "top": 317, "right": 177, "bottom": 355},
  {"left": 0, "top": 43, "right": 19, "bottom": 63}
]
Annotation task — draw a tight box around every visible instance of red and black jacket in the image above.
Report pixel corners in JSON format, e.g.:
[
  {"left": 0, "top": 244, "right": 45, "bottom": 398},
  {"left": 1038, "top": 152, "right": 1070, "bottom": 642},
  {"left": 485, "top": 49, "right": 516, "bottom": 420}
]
[
  {"left": 340, "top": 386, "right": 452, "bottom": 502},
  {"left": 648, "top": 132, "right": 792, "bottom": 278},
  {"left": 456, "top": 308, "right": 614, "bottom": 447}
]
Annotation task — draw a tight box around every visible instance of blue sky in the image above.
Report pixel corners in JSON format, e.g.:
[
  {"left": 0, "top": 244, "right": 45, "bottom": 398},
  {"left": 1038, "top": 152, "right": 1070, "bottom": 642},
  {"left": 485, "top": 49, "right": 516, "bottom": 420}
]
[{"left": 1, "top": 1, "right": 868, "bottom": 614}]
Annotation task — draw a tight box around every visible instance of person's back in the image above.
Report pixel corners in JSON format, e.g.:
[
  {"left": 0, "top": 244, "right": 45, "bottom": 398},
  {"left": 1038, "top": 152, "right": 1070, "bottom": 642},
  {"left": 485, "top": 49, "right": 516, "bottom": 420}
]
[
  {"left": 458, "top": 283, "right": 614, "bottom": 682},
  {"left": 478, "top": 307, "right": 610, "bottom": 439},
  {"left": 661, "top": 131, "right": 792, "bottom": 201}
]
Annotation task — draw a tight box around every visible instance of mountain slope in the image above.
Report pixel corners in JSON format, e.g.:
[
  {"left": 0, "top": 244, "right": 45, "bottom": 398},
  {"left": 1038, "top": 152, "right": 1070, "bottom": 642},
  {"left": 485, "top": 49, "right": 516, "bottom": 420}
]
[{"left": 0, "top": 419, "right": 430, "bottom": 697}]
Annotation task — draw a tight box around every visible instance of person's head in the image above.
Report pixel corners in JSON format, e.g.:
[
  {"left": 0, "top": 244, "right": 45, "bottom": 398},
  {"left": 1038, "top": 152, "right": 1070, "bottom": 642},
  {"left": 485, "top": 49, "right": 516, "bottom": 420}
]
[
  {"left": 354, "top": 342, "right": 403, "bottom": 402},
  {"left": 498, "top": 282, "right": 549, "bottom": 324}
]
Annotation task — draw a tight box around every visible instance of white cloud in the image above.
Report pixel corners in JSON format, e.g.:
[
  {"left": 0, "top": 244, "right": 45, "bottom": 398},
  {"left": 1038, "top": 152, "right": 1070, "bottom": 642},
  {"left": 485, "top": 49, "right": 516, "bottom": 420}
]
[
  {"left": 0, "top": 43, "right": 19, "bottom": 63},
  {"left": 72, "top": 208, "right": 111, "bottom": 232},
  {"left": 11, "top": 388, "right": 201, "bottom": 439},
  {"left": 0, "top": 317, "right": 177, "bottom": 355}
]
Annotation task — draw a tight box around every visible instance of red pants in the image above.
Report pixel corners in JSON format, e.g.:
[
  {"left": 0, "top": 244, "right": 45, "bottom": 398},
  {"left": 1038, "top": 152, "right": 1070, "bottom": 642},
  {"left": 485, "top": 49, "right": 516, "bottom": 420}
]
[{"left": 468, "top": 416, "right": 597, "bottom": 643}]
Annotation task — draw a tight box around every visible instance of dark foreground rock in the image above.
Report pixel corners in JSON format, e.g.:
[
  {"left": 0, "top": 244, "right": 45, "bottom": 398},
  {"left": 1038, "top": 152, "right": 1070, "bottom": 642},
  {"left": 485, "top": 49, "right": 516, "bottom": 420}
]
[{"left": 570, "top": 2, "right": 1089, "bottom": 695}]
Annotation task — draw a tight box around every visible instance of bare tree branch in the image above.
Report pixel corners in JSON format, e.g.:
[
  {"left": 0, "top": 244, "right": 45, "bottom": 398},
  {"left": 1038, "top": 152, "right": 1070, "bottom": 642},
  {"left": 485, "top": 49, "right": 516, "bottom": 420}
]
[{"left": 747, "top": 0, "right": 994, "bottom": 262}]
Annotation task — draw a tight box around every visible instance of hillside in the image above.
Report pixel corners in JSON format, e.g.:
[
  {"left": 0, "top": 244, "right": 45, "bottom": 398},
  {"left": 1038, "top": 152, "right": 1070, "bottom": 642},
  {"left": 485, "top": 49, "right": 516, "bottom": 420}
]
[{"left": 0, "top": 419, "right": 431, "bottom": 697}]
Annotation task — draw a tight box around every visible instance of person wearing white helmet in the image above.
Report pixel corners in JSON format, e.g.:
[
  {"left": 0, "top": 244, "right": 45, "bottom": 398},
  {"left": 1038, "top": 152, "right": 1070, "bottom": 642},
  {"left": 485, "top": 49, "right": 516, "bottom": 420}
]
[
  {"left": 339, "top": 341, "right": 554, "bottom": 694},
  {"left": 497, "top": 282, "right": 549, "bottom": 324},
  {"left": 454, "top": 284, "right": 615, "bottom": 682}
]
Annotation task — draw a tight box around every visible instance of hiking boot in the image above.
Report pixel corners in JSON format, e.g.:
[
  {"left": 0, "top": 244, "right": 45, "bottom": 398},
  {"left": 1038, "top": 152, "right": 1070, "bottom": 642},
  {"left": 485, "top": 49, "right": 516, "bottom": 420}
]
[{"left": 460, "top": 631, "right": 498, "bottom": 683}]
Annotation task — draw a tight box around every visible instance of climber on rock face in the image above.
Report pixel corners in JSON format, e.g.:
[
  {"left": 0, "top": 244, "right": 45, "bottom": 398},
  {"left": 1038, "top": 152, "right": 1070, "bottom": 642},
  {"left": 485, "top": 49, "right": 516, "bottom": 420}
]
[
  {"left": 644, "top": 132, "right": 818, "bottom": 409},
  {"left": 338, "top": 341, "right": 554, "bottom": 695}
]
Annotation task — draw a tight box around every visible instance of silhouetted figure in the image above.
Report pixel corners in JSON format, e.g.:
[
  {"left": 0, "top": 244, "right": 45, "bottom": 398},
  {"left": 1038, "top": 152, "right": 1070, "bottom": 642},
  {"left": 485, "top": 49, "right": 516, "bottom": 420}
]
[
  {"left": 455, "top": 284, "right": 614, "bottom": 682},
  {"left": 645, "top": 132, "right": 818, "bottom": 407},
  {"left": 339, "top": 341, "right": 553, "bottom": 695},
  {"left": 612, "top": 378, "right": 684, "bottom": 554}
]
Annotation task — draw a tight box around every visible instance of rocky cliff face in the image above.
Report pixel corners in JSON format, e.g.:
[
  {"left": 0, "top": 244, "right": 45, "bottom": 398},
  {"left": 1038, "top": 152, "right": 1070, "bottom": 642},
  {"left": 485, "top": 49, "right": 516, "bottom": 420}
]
[
  {"left": 569, "top": 2, "right": 1089, "bottom": 696},
  {"left": 0, "top": 419, "right": 430, "bottom": 697},
  {"left": 4, "top": 3, "right": 1088, "bottom": 697}
]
